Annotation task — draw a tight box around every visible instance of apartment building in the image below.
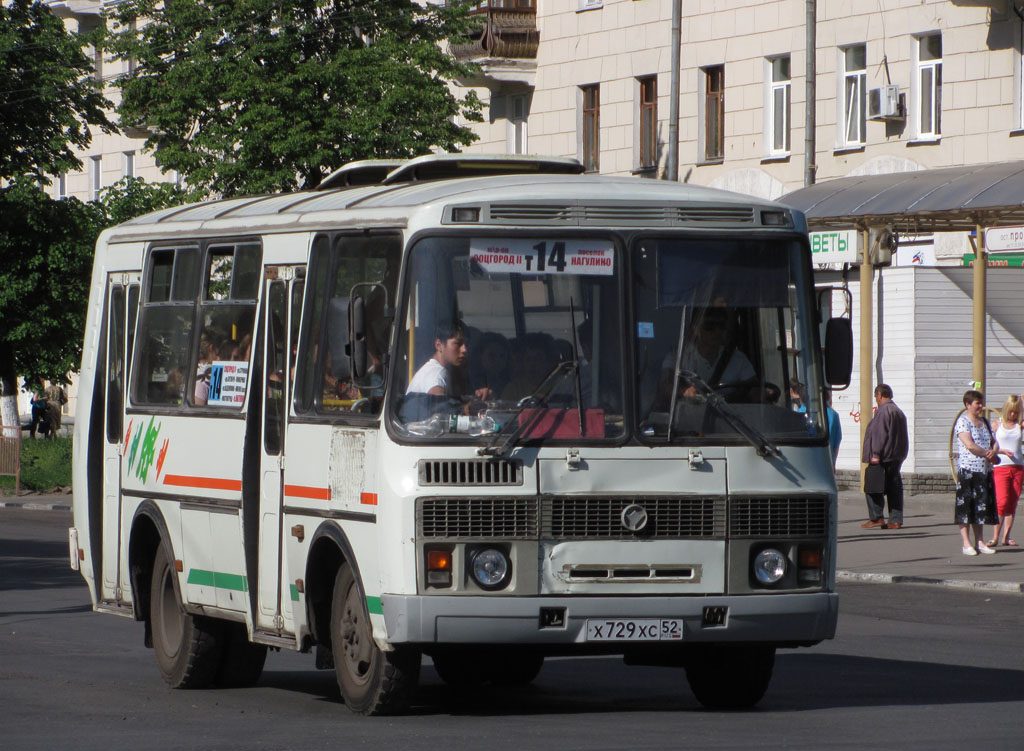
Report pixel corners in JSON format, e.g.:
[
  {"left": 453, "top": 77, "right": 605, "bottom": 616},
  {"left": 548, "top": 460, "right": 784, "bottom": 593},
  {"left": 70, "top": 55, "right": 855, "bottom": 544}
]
[
  {"left": 42, "top": 0, "right": 169, "bottom": 202},
  {"left": 456, "top": 1, "right": 1024, "bottom": 256}
]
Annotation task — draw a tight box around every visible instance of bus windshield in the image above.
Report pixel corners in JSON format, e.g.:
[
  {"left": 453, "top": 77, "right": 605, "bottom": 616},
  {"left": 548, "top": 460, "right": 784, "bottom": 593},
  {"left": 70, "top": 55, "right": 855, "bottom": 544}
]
[
  {"left": 391, "top": 234, "right": 625, "bottom": 443},
  {"left": 632, "top": 235, "right": 826, "bottom": 444}
]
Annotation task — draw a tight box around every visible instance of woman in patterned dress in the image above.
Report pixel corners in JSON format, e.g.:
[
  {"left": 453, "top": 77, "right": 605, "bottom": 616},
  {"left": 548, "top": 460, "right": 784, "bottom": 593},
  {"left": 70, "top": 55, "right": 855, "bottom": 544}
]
[{"left": 954, "top": 390, "right": 1000, "bottom": 555}]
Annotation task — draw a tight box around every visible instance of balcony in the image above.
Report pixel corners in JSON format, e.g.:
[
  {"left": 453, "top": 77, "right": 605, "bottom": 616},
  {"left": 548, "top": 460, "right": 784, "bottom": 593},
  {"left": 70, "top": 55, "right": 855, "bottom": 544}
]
[{"left": 451, "top": 2, "right": 539, "bottom": 69}]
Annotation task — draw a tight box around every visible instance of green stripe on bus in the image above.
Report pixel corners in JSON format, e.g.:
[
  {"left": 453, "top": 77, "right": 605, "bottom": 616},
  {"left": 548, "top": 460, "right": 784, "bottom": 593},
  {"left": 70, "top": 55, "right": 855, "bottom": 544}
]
[
  {"left": 187, "top": 568, "right": 248, "bottom": 592},
  {"left": 290, "top": 584, "right": 300, "bottom": 602},
  {"left": 366, "top": 596, "right": 383, "bottom": 614}
]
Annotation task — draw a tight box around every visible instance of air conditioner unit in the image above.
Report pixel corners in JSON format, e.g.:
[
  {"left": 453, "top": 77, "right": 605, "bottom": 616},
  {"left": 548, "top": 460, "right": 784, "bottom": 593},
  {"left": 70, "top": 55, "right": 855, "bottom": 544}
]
[{"left": 868, "top": 85, "right": 901, "bottom": 120}]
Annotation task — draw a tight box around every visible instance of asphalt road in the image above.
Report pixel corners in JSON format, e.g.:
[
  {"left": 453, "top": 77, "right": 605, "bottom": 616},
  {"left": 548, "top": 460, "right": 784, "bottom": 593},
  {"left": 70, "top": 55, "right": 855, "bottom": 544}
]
[{"left": 2, "top": 508, "right": 1023, "bottom": 751}]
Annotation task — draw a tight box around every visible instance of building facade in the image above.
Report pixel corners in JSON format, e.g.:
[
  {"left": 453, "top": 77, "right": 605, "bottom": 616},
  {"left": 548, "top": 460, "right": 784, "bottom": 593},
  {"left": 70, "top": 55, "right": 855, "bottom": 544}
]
[{"left": 456, "top": 0, "right": 1024, "bottom": 262}]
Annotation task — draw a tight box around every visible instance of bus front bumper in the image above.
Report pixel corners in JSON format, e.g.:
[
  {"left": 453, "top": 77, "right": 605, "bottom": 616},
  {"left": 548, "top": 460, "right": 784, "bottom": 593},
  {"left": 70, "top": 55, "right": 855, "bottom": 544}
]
[{"left": 381, "top": 592, "right": 838, "bottom": 646}]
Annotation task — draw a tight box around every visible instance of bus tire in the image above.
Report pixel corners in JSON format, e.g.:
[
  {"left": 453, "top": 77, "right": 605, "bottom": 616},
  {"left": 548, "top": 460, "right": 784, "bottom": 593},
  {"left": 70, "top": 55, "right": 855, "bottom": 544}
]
[
  {"left": 331, "top": 564, "right": 420, "bottom": 715},
  {"left": 216, "top": 622, "right": 268, "bottom": 688},
  {"left": 150, "top": 542, "right": 224, "bottom": 689},
  {"left": 684, "top": 644, "right": 775, "bottom": 710}
]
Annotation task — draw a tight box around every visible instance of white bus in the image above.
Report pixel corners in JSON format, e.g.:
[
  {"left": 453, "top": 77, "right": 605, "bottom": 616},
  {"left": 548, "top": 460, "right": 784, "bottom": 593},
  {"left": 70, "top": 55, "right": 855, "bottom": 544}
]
[{"left": 70, "top": 154, "right": 852, "bottom": 714}]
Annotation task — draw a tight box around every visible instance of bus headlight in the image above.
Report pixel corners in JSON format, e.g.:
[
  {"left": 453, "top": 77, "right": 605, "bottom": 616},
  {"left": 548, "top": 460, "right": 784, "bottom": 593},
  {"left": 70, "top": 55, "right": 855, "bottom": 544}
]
[
  {"left": 752, "top": 548, "right": 787, "bottom": 586},
  {"left": 470, "top": 548, "right": 511, "bottom": 591}
]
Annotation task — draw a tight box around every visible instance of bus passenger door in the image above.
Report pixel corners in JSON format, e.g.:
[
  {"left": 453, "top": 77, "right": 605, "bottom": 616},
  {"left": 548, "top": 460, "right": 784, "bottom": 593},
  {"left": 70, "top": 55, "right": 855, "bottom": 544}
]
[
  {"left": 101, "top": 274, "right": 140, "bottom": 604},
  {"left": 256, "top": 268, "right": 303, "bottom": 632}
]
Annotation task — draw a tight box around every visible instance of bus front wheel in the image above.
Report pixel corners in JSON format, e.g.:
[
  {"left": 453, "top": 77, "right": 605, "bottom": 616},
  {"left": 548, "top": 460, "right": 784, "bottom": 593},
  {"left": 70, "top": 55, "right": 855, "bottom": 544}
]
[
  {"left": 684, "top": 644, "right": 775, "bottom": 710},
  {"left": 150, "top": 542, "right": 224, "bottom": 689},
  {"left": 330, "top": 564, "right": 420, "bottom": 715}
]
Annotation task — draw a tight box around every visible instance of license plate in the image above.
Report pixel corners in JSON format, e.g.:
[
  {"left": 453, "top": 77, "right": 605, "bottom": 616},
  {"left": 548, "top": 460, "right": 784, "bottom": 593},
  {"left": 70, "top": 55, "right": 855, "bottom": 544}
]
[{"left": 585, "top": 618, "right": 683, "bottom": 641}]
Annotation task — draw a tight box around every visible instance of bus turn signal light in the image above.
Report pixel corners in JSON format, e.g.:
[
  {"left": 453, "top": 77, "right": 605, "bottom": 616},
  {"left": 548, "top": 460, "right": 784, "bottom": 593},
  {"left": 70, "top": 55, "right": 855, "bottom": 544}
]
[{"left": 426, "top": 549, "right": 453, "bottom": 588}]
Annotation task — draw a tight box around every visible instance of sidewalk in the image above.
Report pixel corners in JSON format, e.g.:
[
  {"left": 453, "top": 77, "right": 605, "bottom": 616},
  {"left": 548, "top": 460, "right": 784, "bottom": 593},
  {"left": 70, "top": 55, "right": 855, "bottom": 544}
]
[
  {"left": 5, "top": 489, "right": 1022, "bottom": 594},
  {"left": 838, "top": 490, "right": 1024, "bottom": 594}
]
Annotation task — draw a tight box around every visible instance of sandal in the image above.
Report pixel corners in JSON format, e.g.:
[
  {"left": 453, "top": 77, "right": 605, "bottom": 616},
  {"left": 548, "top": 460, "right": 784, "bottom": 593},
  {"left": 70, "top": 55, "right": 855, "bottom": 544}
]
[
  {"left": 985, "top": 540, "right": 999, "bottom": 547},
  {"left": 1005, "top": 539, "right": 1018, "bottom": 547}
]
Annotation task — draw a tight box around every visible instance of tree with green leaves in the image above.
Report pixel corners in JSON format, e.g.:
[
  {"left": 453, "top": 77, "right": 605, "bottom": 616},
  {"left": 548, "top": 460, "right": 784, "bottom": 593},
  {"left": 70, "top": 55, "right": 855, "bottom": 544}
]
[
  {"left": 0, "top": 177, "right": 198, "bottom": 433},
  {"left": 106, "top": 0, "right": 484, "bottom": 197},
  {"left": 0, "top": 0, "right": 118, "bottom": 431},
  {"left": 0, "top": 0, "right": 116, "bottom": 184}
]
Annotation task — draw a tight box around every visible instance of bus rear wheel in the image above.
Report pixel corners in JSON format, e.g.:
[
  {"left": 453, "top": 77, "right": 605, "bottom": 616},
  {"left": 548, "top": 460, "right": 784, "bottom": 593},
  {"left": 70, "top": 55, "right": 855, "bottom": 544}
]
[
  {"left": 330, "top": 564, "right": 420, "bottom": 715},
  {"left": 150, "top": 542, "right": 224, "bottom": 689},
  {"left": 684, "top": 644, "right": 775, "bottom": 710}
]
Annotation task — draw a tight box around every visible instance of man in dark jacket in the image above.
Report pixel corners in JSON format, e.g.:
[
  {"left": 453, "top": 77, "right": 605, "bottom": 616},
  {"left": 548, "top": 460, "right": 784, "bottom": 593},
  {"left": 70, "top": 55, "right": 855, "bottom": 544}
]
[{"left": 861, "top": 383, "right": 910, "bottom": 529}]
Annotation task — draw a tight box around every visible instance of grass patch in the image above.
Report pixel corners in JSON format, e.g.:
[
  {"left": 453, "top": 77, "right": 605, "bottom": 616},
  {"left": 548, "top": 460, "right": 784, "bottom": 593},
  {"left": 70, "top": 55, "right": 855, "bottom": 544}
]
[{"left": 0, "top": 435, "right": 73, "bottom": 494}]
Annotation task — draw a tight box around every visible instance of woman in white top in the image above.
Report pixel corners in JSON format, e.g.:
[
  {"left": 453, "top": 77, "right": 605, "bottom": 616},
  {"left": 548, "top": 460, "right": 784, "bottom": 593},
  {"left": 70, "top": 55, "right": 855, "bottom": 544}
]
[
  {"left": 954, "top": 390, "right": 999, "bottom": 555},
  {"left": 989, "top": 394, "right": 1023, "bottom": 547}
]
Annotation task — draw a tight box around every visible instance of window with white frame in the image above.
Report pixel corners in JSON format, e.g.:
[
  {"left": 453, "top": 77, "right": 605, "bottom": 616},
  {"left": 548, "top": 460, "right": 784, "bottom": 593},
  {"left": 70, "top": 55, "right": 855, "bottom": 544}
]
[
  {"left": 91, "top": 156, "right": 102, "bottom": 201},
  {"left": 637, "top": 76, "right": 658, "bottom": 169},
  {"left": 57, "top": 174, "right": 67, "bottom": 200},
  {"left": 916, "top": 34, "right": 942, "bottom": 138},
  {"left": 766, "top": 56, "right": 791, "bottom": 155},
  {"left": 840, "top": 44, "right": 867, "bottom": 147},
  {"left": 123, "top": 151, "right": 136, "bottom": 180},
  {"left": 507, "top": 94, "right": 528, "bottom": 155}
]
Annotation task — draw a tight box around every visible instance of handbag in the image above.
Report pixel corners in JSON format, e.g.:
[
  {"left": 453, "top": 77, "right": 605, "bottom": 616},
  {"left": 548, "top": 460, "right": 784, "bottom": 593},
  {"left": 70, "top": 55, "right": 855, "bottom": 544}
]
[{"left": 864, "top": 463, "right": 886, "bottom": 494}]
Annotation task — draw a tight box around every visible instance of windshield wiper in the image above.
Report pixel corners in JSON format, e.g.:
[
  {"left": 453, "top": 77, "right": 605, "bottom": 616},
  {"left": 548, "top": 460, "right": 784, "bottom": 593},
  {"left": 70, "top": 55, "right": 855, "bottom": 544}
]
[
  {"left": 477, "top": 360, "right": 578, "bottom": 458},
  {"left": 678, "top": 369, "right": 780, "bottom": 458}
]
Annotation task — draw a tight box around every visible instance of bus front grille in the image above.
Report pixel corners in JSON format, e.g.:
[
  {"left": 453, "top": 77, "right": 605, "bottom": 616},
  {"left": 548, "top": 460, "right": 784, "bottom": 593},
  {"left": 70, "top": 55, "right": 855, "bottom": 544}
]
[
  {"left": 418, "top": 497, "right": 538, "bottom": 539},
  {"left": 541, "top": 497, "right": 725, "bottom": 539},
  {"left": 728, "top": 497, "right": 829, "bottom": 538},
  {"left": 418, "top": 459, "right": 523, "bottom": 486}
]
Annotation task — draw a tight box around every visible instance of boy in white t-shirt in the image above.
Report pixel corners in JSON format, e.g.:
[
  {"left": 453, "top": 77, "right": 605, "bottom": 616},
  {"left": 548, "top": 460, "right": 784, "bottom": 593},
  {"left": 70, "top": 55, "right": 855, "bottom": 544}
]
[{"left": 406, "top": 326, "right": 469, "bottom": 396}]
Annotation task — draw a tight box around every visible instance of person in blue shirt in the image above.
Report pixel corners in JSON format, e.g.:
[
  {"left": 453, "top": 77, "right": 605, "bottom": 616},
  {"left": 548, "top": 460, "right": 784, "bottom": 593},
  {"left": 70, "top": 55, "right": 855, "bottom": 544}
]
[{"left": 825, "top": 389, "right": 842, "bottom": 468}]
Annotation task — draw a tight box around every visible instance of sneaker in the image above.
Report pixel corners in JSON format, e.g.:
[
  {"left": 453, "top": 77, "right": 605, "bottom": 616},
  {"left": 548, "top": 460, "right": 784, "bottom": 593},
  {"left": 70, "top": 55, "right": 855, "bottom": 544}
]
[
  {"left": 977, "top": 543, "right": 997, "bottom": 555},
  {"left": 962, "top": 546, "right": 978, "bottom": 556}
]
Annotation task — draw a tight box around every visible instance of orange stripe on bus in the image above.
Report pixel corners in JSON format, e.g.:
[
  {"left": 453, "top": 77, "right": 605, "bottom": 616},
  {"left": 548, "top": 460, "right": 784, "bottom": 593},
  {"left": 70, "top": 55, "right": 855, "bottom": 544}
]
[
  {"left": 360, "top": 492, "right": 378, "bottom": 506},
  {"left": 163, "top": 474, "right": 243, "bottom": 491},
  {"left": 284, "top": 484, "right": 332, "bottom": 501}
]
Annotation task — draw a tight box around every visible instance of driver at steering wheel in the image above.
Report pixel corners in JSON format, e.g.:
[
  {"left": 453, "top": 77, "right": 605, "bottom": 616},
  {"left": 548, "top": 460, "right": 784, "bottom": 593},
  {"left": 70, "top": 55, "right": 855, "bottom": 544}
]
[{"left": 657, "top": 307, "right": 755, "bottom": 403}]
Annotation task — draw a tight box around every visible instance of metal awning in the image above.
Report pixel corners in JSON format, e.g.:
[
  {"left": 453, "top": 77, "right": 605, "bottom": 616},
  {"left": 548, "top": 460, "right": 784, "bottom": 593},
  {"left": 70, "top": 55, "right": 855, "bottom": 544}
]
[{"left": 781, "top": 160, "right": 1024, "bottom": 232}]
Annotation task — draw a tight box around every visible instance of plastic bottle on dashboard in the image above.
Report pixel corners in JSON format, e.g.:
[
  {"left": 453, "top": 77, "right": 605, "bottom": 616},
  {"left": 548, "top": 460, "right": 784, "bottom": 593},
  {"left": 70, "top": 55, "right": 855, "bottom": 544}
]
[{"left": 405, "top": 413, "right": 500, "bottom": 437}]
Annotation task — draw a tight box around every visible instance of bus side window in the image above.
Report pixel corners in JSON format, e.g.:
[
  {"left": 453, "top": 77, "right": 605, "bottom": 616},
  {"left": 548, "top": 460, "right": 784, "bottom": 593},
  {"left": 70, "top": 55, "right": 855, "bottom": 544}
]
[
  {"left": 316, "top": 234, "right": 401, "bottom": 416},
  {"left": 191, "top": 243, "right": 262, "bottom": 407},
  {"left": 133, "top": 247, "right": 198, "bottom": 406}
]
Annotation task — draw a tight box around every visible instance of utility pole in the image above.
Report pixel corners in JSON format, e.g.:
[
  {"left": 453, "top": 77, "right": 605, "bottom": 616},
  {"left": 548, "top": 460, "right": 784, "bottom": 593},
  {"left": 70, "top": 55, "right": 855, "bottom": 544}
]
[
  {"left": 667, "top": 0, "right": 681, "bottom": 181},
  {"left": 805, "top": 0, "right": 816, "bottom": 186}
]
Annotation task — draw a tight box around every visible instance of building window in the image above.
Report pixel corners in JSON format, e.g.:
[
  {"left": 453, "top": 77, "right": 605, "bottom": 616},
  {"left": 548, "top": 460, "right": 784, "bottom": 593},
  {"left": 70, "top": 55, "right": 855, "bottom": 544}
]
[
  {"left": 91, "top": 156, "right": 102, "bottom": 201},
  {"left": 57, "top": 174, "right": 67, "bottom": 200},
  {"left": 704, "top": 65, "right": 725, "bottom": 161},
  {"left": 637, "top": 76, "right": 658, "bottom": 170},
  {"left": 508, "top": 94, "right": 528, "bottom": 155},
  {"left": 581, "top": 84, "right": 600, "bottom": 172},
  {"left": 916, "top": 34, "right": 942, "bottom": 138},
  {"left": 841, "top": 44, "right": 866, "bottom": 146},
  {"left": 766, "top": 56, "right": 791, "bottom": 155},
  {"left": 123, "top": 151, "right": 135, "bottom": 180}
]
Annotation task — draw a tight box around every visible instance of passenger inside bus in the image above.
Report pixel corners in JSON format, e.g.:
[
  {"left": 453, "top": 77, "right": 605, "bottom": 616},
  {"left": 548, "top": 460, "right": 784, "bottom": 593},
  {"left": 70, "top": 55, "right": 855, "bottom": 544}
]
[
  {"left": 406, "top": 323, "right": 471, "bottom": 397},
  {"left": 501, "top": 332, "right": 558, "bottom": 402}
]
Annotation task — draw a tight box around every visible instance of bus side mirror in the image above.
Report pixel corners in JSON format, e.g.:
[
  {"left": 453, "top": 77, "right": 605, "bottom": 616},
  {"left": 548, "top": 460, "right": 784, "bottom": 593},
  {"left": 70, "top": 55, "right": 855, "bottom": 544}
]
[
  {"left": 350, "top": 296, "right": 368, "bottom": 378},
  {"left": 823, "top": 317, "right": 853, "bottom": 389}
]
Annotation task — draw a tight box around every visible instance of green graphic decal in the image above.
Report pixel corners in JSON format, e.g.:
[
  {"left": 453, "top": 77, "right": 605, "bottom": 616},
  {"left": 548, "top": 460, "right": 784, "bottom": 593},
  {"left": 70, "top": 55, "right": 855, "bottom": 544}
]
[
  {"left": 187, "top": 568, "right": 249, "bottom": 592},
  {"left": 135, "top": 416, "right": 161, "bottom": 483},
  {"left": 290, "top": 584, "right": 300, "bottom": 602},
  {"left": 366, "top": 596, "right": 383, "bottom": 615}
]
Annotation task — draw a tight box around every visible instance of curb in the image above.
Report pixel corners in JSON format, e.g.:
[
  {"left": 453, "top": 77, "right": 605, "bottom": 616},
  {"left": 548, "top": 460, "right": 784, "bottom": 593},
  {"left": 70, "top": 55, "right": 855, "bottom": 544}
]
[
  {"left": 838, "top": 570, "right": 1024, "bottom": 594},
  {"left": 0, "top": 501, "right": 71, "bottom": 512}
]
